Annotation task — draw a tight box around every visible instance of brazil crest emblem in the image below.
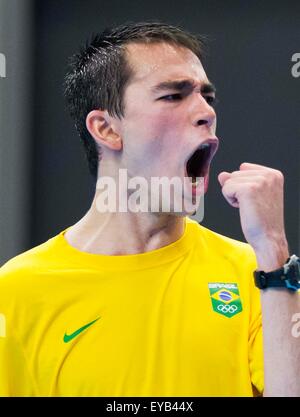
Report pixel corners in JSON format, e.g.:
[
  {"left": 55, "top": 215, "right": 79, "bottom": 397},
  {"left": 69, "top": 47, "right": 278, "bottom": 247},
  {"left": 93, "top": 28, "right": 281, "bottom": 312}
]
[{"left": 208, "top": 283, "right": 242, "bottom": 318}]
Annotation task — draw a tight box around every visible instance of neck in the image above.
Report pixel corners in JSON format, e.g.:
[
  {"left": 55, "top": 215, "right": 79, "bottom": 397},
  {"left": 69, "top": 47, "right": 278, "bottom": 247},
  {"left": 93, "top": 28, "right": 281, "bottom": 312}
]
[{"left": 64, "top": 191, "right": 185, "bottom": 256}]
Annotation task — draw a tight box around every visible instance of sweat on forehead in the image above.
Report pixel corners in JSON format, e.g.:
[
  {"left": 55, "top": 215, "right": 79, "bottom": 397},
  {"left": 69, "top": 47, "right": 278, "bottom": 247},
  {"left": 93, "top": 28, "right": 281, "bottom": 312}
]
[{"left": 124, "top": 42, "right": 204, "bottom": 83}]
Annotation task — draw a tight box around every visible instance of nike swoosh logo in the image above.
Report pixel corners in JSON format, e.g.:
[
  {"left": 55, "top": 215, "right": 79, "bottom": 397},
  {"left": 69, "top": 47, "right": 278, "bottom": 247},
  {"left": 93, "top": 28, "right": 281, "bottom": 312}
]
[{"left": 63, "top": 317, "right": 100, "bottom": 343}]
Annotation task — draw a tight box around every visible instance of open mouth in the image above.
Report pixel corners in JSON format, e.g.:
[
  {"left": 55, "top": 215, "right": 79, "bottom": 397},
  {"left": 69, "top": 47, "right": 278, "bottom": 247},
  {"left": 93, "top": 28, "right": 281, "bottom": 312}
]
[{"left": 185, "top": 142, "right": 216, "bottom": 184}]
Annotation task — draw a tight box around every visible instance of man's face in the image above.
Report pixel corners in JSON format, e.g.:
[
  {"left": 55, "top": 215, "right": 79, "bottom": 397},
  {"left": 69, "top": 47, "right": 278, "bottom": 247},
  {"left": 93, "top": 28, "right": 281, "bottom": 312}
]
[{"left": 111, "top": 41, "right": 218, "bottom": 213}]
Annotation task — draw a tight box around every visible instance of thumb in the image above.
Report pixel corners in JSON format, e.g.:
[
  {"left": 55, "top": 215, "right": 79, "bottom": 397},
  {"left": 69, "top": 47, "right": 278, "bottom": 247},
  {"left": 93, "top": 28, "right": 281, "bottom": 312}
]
[{"left": 218, "top": 171, "right": 231, "bottom": 187}]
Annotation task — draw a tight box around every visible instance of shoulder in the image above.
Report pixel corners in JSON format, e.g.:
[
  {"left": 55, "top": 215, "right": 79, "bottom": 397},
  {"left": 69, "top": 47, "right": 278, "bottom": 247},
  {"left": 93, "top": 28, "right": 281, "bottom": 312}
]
[
  {"left": 0, "top": 231, "right": 64, "bottom": 293},
  {"left": 186, "top": 217, "right": 257, "bottom": 268}
]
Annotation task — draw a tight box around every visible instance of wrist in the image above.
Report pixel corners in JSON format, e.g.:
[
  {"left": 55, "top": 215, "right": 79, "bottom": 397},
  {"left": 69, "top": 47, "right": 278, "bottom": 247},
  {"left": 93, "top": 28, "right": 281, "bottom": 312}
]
[
  {"left": 252, "top": 235, "right": 289, "bottom": 272},
  {"left": 254, "top": 254, "right": 300, "bottom": 292}
]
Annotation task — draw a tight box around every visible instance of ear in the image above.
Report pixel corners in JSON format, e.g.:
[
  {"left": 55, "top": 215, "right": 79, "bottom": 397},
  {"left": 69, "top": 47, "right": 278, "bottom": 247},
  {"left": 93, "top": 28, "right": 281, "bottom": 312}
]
[{"left": 86, "top": 110, "right": 122, "bottom": 151}]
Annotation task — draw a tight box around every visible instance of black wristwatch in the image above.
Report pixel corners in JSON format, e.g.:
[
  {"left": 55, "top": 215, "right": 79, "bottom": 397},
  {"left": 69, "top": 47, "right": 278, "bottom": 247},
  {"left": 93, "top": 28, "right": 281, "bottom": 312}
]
[{"left": 254, "top": 254, "right": 300, "bottom": 291}]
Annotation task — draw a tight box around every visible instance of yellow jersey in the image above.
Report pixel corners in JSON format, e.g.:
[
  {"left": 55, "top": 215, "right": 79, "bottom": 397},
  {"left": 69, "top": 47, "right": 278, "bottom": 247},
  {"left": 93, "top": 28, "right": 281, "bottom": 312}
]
[{"left": 0, "top": 218, "right": 263, "bottom": 396}]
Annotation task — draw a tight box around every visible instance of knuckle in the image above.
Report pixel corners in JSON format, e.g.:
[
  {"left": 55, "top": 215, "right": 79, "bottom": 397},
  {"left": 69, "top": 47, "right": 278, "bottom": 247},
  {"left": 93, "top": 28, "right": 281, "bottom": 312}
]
[
  {"left": 248, "top": 183, "right": 260, "bottom": 194},
  {"left": 275, "top": 170, "right": 284, "bottom": 183},
  {"left": 268, "top": 169, "right": 284, "bottom": 186},
  {"left": 239, "top": 162, "right": 249, "bottom": 169},
  {"left": 253, "top": 176, "right": 267, "bottom": 191}
]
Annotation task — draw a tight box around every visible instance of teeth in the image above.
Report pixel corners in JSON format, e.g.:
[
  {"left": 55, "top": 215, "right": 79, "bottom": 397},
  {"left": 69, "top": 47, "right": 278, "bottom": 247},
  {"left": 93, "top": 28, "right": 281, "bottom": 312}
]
[{"left": 192, "top": 180, "right": 199, "bottom": 186}]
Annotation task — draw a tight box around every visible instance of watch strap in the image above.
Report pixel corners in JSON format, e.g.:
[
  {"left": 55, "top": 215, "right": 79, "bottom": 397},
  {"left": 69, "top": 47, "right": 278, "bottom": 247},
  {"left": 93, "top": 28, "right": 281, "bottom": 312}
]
[
  {"left": 254, "top": 255, "right": 300, "bottom": 291},
  {"left": 254, "top": 268, "right": 287, "bottom": 289}
]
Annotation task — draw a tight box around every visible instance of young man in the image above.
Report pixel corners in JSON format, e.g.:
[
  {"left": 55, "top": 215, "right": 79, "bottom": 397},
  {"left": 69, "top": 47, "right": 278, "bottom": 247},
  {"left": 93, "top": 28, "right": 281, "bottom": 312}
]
[{"left": 0, "top": 21, "right": 299, "bottom": 397}]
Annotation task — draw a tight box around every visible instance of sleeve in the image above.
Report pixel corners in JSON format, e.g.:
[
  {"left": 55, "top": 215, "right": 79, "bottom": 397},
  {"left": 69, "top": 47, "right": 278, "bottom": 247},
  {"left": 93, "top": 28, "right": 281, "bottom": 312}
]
[
  {"left": 0, "top": 262, "right": 39, "bottom": 397},
  {"left": 249, "top": 310, "right": 264, "bottom": 395},
  {"left": 246, "top": 248, "right": 264, "bottom": 396},
  {"left": 0, "top": 325, "right": 37, "bottom": 397}
]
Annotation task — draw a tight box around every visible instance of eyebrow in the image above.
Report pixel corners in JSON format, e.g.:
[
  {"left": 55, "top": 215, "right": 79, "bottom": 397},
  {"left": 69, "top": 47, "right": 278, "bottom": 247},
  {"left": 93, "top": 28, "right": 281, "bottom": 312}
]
[{"left": 151, "top": 79, "right": 216, "bottom": 95}]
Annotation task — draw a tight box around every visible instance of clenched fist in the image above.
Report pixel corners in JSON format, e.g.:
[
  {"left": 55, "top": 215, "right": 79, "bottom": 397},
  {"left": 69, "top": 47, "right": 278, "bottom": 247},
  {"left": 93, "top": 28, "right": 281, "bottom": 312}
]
[{"left": 218, "top": 162, "right": 289, "bottom": 269}]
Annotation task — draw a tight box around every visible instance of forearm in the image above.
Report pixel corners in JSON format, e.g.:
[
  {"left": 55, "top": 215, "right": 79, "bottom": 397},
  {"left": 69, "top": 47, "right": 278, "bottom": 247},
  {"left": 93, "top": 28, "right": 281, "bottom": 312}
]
[
  {"left": 256, "top": 241, "right": 300, "bottom": 397},
  {"left": 261, "top": 289, "right": 300, "bottom": 396},
  {"left": 218, "top": 163, "right": 300, "bottom": 395}
]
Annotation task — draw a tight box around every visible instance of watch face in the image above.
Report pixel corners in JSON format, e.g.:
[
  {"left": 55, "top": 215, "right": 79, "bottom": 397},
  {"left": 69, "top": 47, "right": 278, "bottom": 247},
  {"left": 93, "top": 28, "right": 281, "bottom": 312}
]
[
  {"left": 285, "top": 256, "right": 300, "bottom": 291},
  {"left": 285, "top": 255, "right": 300, "bottom": 273}
]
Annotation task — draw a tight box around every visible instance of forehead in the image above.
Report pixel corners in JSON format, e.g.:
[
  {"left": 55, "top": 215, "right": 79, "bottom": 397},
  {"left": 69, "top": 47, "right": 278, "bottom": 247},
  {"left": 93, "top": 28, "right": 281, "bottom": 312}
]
[{"left": 125, "top": 42, "right": 208, "bottom": 87}]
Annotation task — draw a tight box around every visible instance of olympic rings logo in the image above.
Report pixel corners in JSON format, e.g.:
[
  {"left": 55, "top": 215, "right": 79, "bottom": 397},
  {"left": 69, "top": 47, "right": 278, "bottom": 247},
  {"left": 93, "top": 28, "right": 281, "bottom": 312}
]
[{"left": 217, "top": 304, "right": 238, "bottom": 314}]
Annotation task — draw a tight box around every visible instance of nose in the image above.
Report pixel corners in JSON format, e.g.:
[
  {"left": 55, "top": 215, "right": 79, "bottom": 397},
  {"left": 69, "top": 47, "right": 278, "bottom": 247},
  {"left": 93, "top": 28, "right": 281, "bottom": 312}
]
[{"left": 191, "top": 94, "right": 216, "bottom": 128}]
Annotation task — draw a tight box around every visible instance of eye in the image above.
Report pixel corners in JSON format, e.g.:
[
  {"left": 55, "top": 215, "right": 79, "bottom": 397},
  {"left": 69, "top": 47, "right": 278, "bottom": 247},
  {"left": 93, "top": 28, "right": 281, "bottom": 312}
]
[
  {"left": 204, "top": 95, "right": 219, "bottom": 107},
  {"left": 160, "top": 93, "right": 182, "bottom": 101}
]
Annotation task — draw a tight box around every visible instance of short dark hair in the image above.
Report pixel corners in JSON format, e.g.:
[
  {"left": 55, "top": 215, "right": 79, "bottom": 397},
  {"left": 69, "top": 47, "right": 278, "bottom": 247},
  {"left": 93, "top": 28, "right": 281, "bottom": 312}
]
[{"left": 64, "top": 21, "right": 207, "bottom": 178}]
